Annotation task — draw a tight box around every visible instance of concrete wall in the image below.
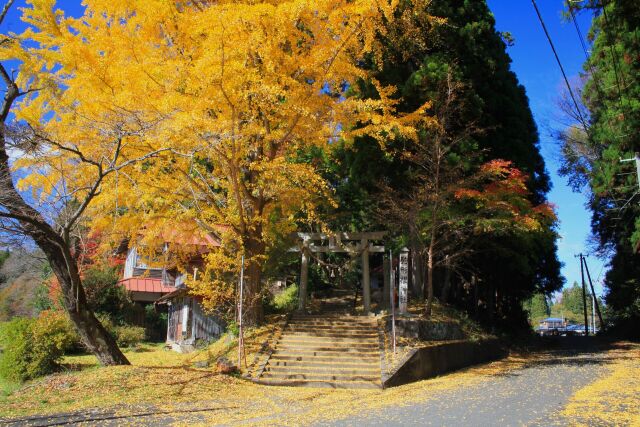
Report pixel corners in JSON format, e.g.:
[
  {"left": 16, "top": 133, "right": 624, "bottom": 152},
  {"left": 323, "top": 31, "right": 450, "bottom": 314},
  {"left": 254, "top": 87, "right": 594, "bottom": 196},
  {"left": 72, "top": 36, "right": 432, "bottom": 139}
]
[
  {"left": 383, "top": 339, "right": 506, "bottom": 388},
  {"left": 386, "top": 318, "right": 464, "bottom": 341}
]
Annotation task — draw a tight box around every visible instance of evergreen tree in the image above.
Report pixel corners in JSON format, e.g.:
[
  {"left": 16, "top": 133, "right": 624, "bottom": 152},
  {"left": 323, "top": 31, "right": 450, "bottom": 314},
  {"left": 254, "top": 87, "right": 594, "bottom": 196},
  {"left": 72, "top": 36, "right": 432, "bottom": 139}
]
[
  {"left": 525, "top": 293, "right": 551, "bottom": 323},
  {"left": 562, "top": 282, "right": 586, "bottom": 316},
  {"left": 560, "top": 0, "right": 640, "bottom": 337},
  {"left": 326, "top": 0, "right": 563, "bottom": 328}
]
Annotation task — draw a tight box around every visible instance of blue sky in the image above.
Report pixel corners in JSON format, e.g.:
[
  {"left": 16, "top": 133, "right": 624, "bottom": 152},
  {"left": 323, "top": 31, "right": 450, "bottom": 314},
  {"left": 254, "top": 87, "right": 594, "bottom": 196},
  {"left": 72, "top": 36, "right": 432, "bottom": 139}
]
[
  {"left": 487, "top": 0, "right": 607, "bottom": 296},
  {"left": 2, "top": 1, "right": 606, "bottom": 296}
]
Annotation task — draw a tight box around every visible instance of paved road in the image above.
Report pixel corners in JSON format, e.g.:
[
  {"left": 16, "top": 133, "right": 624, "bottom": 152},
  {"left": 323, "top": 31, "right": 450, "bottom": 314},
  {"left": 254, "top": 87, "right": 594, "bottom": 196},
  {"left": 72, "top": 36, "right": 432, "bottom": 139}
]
[{"left": 324, "top": 349, "right": 609, "bottom": 427}]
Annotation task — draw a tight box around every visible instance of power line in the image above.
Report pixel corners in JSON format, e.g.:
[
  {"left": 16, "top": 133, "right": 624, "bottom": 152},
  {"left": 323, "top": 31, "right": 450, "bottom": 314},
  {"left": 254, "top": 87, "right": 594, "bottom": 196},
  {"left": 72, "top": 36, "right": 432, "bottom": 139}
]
[
  {"left": 564, "top": 2, "right": 639, "bottom": 223},
  {"left": 534, "top": 0, "right": 635, "bottom": 235},
  {"left": 602, "top": 2, "right": 627, "bottom": 88},
  {"left": 568, "top": 5, "right": 626, "bottom": 163},
  {"left": 534, "top": 0, "right": 625, "bottom": 216},
  {"left": 531, "top": 0, "right": 590, "bottom": 132},
  {"left": 601, "top": 2, "right": 630, "bottom": 97},
  {"left": 568, "top": 6, "right": 613, "bottom": 112}
]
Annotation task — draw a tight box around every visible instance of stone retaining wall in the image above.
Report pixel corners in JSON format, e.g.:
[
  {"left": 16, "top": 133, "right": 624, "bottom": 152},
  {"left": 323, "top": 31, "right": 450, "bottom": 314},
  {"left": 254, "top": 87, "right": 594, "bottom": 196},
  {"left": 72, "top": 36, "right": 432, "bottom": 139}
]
[
  {"left": 386, "top": 318, "right": 464, "bottom": 341},
  {"left": 382, "top": 339, "right": 506, "bottom": 388}
]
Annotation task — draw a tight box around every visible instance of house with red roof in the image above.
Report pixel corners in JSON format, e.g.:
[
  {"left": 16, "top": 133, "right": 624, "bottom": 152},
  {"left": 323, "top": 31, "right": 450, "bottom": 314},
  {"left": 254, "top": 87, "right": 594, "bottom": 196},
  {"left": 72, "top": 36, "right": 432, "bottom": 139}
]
[{"left": 117, "top": 224, "right": 226, "bottom": 351}]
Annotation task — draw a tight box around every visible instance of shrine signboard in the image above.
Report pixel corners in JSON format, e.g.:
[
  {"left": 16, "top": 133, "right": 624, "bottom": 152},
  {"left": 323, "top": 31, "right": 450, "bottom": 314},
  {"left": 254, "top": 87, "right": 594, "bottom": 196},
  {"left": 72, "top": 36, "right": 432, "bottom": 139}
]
[{"left": 399, "top": 249, "right": 409, "bottom": 314}]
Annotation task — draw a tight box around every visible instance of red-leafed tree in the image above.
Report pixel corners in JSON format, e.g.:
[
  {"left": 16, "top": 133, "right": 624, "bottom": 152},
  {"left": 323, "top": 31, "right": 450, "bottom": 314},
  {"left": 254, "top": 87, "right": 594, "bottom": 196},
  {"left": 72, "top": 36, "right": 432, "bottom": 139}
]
[{"left": 454, "top": 159, "right": 556, "bottom": 235}]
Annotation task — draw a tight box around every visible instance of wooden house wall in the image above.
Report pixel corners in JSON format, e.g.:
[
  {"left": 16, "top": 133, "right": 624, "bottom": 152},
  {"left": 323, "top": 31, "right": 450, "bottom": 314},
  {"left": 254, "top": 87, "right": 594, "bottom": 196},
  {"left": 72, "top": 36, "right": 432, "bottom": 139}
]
[
  {"left": 166, "top": 297, "right": 223, "bottom": 344},
  {"left": 167, "top": 299, "right": 183, "bottom": 343},
  {"left": 192, "top": 299, "right": 224, "bottom": 340}
]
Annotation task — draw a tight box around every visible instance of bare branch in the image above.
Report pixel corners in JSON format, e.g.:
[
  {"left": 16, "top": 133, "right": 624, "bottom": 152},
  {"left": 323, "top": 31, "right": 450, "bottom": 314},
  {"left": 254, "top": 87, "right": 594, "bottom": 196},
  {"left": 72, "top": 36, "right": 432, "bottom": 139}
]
[{"left": 0, "top": 0, "right": 15, "bottom": 27}]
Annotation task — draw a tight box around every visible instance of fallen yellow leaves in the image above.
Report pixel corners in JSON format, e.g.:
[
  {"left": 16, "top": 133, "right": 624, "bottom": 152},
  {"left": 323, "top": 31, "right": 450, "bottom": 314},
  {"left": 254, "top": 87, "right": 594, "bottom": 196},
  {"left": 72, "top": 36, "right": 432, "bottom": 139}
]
[
  {"left": 0, "top": 341, "right": 524, "bottom": 422},
  {"left": 2, "top": 341, "right": 638, "bottom": 427},
  {"left": 561, "top": 342, "right": 640, "bottom": 427}
]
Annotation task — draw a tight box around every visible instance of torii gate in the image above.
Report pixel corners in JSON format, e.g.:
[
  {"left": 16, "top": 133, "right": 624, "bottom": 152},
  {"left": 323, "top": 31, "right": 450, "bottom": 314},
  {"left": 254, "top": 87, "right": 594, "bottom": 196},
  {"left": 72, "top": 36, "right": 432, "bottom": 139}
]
[{"left": 293, "top": 231, "right": 386, "bottom": 313}]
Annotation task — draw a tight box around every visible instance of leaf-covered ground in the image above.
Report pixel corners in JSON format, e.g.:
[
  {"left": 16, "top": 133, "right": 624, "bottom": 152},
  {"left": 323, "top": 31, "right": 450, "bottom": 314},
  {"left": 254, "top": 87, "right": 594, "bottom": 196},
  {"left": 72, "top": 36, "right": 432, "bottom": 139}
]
[
  {"left": 560, "top": 342, "right": 640, "bottom": 426},
  {"left": 0, "top": 340, "right": 637, "bottom": 426}
]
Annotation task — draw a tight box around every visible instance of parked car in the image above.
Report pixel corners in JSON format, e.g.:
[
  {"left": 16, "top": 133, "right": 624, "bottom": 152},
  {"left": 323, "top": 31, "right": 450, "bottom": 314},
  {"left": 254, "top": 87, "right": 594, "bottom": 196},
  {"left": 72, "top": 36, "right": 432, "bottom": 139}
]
[
  {"left": 565, "top": 324, "right": 587, "bottom": 336},
  {"left": 536, "top": 317, "right": 566, "bottom": 336}
]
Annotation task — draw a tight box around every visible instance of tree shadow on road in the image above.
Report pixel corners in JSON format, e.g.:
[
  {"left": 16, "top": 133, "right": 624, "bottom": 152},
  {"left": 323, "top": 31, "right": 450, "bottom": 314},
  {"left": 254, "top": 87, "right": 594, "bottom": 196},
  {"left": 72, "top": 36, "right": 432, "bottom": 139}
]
[{"left": 490, "top": 337, "right": 635, "bottom": 378}]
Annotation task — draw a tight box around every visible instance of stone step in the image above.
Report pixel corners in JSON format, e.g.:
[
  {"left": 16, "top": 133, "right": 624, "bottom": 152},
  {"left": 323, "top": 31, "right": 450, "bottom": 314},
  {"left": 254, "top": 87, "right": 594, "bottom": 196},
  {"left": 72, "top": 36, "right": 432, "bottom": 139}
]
[
  {"left": 287, "top": 323, "right": 377, "bottom": 331},
  {"left": 274, "top": 345, "right": 379, "bottom": 353},
  {"left": 285, "top": 330, "right": 378, "bottom": 339},
  {"left": 289, "top": 317, "right": 375, "bottom": 323},
  {"left": 274, "top": 348, "right": 379, "bottom": 358},
  {"left": 292, "top": 313, "right": 374, "bottom": 319},
  {"left": 265, "top": 365, "right": 379, "bottom": 375},
  {"left": 277, "top": 341, "right": 379, "bottom": 350},
  {"left": 268, "top": 358, "right": 379, "bottom": 368},
  {"left": 281, "top": 332, "right": 378, "bottom": 340},
  {"left": 287, "top": 322, "right": 377, "bottom": 330},
  {"left": 276, "top": 344, "right": 379, "bottom": 353},
  {"left": 270, "top": 352, "right": 380, "bottom": 362},
  {"left": 288, "top": 321, "right": 375, "bottom": 327},
  {"left": 279, "top": 335, "right": 378, "bottom": 344},
  {"left": 260, "top": 371, "right": 380, "bottom": 383},
  {"left": 256, "top": 378, "right": 381, "bottom": 389},
  {"left": 291, "top": 315, "right": 376, "bottom": 322},
  {"left": 258, "top": 309, "right": 382, "bottom": 389}
]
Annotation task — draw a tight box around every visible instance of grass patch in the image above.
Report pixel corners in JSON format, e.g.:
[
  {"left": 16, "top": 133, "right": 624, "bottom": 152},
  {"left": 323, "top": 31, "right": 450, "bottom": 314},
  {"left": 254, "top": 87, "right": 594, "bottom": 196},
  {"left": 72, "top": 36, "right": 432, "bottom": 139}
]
[
  {"left": 0, "top": 376, "right": 20, "bottom": 397},
  {"left": 0, "top": 342, "right": 222, "bottom": 417},
  {"left": 0, "top": 319, "right": 284, "bottom": 419}
]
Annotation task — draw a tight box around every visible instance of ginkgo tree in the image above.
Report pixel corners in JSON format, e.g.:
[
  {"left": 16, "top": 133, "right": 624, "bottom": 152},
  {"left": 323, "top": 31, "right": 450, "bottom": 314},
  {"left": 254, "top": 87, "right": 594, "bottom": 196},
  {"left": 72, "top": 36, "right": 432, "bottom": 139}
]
[
  {"left": 5, "top": 0, "right": 433, "bottom": 328},
  {"left": 0, "top": 0, "right": 155, "bottom": 364}
]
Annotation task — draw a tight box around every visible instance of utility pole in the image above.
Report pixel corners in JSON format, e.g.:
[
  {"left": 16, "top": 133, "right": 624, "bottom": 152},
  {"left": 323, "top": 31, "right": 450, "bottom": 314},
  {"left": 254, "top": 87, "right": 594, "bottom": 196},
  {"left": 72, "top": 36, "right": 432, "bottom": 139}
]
[
  {"left": 390, "top": 249, "right": 396, "bottom": 355},
  {"left": 237, "top": 255, "right": 245, "bottom": 370},
  {"left": 591, "top": 293, "right": 596, "bottom": 334},
  {"left": 577, "top": 254, "right": 589, "bottom": 337},
  {"left": 620, "top": 153, "right": 640, "bottom": 191},
  {"left": 583, "top": 257, "right": 605, "bottom": 332}
]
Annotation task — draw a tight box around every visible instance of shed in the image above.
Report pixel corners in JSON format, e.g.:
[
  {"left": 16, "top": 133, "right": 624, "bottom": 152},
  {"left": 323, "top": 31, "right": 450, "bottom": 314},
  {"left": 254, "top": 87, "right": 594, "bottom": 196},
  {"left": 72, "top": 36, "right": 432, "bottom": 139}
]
[{"left": 157, "top": 288, "right": 225, "bottom": 353}]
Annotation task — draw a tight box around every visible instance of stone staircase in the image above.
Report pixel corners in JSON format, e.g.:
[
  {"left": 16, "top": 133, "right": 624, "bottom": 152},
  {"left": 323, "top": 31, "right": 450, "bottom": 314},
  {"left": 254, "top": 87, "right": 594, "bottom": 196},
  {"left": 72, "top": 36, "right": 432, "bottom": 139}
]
[{"left": 256, "top": 312, "right": 382, "bottom": 389}]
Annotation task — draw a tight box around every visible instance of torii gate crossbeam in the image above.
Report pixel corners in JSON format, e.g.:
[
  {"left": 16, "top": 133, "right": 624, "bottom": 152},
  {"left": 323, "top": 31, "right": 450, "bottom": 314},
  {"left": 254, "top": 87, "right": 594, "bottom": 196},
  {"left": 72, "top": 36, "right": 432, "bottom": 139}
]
[{"left": 292, "top": 231, "right": 386, "bottom": 314}]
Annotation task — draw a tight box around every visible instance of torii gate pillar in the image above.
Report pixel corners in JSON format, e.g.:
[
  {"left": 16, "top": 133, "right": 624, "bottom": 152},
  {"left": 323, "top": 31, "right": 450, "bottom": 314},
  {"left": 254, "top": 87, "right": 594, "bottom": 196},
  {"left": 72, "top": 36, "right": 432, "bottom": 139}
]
[
  {"left": 362, "top": 239, "right": 371, "bottom": 313},
  {"left": 298, "top": 239, "right": 309, "bottom": 311}
]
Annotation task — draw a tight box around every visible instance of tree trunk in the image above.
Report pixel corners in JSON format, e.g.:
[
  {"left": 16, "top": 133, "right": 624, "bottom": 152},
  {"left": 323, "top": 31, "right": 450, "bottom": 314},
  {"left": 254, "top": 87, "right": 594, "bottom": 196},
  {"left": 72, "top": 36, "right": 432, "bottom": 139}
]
[
  {"left": 243, "top": 235, "right": 265, "bottom": 326},
  {"left": 440, "top": 256, "right": 451, "bottom": 303},
  {"left": 0, "top": 146, "right": 129, "bottom": 366},
  {"left": 486, "top": 283, "right": 495, "bottom": 324},
  {"left": 424, "top": 245, "right": 434, "bottom": 318},
  {"left": 410, "top": 246, "right": 424, "bottom": 300},
  {"left": 473, "top": 274, "right": 479, "bottom": 316}
]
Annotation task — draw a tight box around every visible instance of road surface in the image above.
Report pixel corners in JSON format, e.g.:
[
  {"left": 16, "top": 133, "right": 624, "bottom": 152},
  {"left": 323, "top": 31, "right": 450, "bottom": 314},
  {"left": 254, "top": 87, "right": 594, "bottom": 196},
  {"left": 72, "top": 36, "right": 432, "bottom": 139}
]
[{"left": 325, "top": 348, "right": 608, "bottom": 426}]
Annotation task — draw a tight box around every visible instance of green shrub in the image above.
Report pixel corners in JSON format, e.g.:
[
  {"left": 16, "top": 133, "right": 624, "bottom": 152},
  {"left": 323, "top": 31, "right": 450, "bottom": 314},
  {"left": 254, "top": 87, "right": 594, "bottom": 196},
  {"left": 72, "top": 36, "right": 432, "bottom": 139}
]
[
  {"left": 227, "top": 320, "right": 239, "bottom": 337},
  {"left": 114, "top": 325, "right": 145, "bottom": 348},
  {"left": 0, "top": 318, "right": 31, "bottom": 382},
  {"left": 144, "top": 305, "right": 168, "bottom": 342},
  {"left": 95, "top": 313, "right": 145, "bottom": 347},
  {"left": 83, "top": 266, "right": 134, "bottom": 323},
  {"left": 95, "top": 312, "right": 116, "bottom": 335},
  {"left": 271, "top": 284, "right": 298, "bottom": 312},
  {"left": 0, "top": 311, "right": 77, "bottom": 382}
]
